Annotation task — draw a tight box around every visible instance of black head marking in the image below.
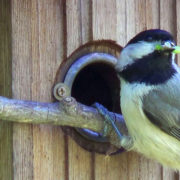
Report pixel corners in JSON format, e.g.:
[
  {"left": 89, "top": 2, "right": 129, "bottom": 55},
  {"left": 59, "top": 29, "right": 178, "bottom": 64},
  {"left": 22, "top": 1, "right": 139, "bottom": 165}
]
[
  {"left": 118, "top": 51, "right": 176, "bottom": 85},
  {"left": 118, "top": 29, "right": 177, "bottom": 85},
  {"left": 126, "top": 29, "right": 174, "bottom": 46}
]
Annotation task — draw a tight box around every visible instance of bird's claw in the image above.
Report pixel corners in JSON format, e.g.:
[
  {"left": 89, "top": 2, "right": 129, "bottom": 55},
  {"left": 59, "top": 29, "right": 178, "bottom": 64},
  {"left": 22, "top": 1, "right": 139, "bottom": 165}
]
[
  {"left": 93, "top": 102, "right": 123, "bottom": 139},
  {"left": 93, "top": 102, "right": 133, "bottom": 150},
  {"left": 93, "top": 102, "right": 114, "bottom": 137}
]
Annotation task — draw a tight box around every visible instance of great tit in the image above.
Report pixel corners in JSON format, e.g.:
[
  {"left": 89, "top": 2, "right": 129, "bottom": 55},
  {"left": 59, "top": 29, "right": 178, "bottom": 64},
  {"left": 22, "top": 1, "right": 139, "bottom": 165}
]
[{"left": 114, "top": 29, "right": 180, "bottom": 169}]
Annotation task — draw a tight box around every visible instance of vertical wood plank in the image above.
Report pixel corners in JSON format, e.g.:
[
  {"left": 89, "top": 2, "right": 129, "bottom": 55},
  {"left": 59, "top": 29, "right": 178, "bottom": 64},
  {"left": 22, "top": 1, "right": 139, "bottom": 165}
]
[
  {"left": 146, "top": 0, "right": 160, "bottom": 29},
  {"left": 80, "top": 0, "right": 92, "bottom": 43},
  {"left": 116, "top": 0, "right": 126, "bottom": 46},
  {"left": 12, "top": 0, "right": 66, "bottom": 179},
  {"left": 12, "top": 0, "right": 34, "bottom": 179},
  {"left": 92, "top": 0, "right": 117, "bottom": 41},
  {"left": 66, "top": 0, "right": 82, "bottom": 54},
  {"left": 125, "top": 0, "right": 136, "bottom": 41},
  {"left": 66, "top": 0, "right": 93, "bottom": 180},
  {"left": 0, "top": 0, "right": 13, "bottom": 179},
  {"left": 160, "top": 0, "right": 177, "bottom": 179},
  {"left": 160, "top": 0, "right": 176, "bottom": 35},
  {"left": 134, "top": 0, "right": 146, "bottom": 33},
  {"left": 31, "top": 0, "right": 65, "bottom": 180}
]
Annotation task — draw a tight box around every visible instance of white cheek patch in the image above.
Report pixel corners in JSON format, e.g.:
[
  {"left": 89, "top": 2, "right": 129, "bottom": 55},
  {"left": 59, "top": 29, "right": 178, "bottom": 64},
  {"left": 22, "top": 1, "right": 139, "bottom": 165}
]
[{"left": 116, "top": 41, "right": 156, "bottom": 71}]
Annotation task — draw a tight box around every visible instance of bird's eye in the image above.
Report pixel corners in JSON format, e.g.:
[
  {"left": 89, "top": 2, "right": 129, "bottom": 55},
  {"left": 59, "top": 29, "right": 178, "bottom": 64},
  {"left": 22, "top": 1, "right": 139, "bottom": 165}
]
[
  {"left": 162, "top": 41, "right": 175, "bottom": 48},
  {"left": 170, "top": 42, "right": 175, "bottom": 47}
]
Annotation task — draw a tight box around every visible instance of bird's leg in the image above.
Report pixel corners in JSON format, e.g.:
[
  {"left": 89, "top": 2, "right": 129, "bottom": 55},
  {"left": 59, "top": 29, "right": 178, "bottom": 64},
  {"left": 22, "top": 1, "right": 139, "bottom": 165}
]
[
  {"left": 93, "top": 103, "right": 133, "bottom": 150},
  {"left": 93, "top": 103, "right": 123, "bottom": 138}
]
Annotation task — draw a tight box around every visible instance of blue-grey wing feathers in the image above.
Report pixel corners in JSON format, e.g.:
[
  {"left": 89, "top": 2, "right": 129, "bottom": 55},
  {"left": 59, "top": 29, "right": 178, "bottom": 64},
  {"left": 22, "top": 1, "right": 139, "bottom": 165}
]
[{"left": 142, "top": 72, "right": 180, "bottom": 140}]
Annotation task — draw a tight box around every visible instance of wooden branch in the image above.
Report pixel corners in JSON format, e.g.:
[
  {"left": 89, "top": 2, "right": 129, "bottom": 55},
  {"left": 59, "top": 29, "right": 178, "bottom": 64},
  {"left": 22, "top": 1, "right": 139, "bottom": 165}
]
[{"left": 0, "top": 96, "right": 128, "bottom": 147}]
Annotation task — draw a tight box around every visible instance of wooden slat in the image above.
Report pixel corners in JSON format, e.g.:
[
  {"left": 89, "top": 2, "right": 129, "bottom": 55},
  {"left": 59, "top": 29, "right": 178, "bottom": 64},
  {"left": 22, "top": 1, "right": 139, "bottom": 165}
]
[
  {"left": 146, "top": 0, "right": 160, "bottom": 29},
  {"left": 31, "top": 0, "right": 65, "bottom": 180},
  {"left": 125, "top": 0, "right": 136, "bottom": 42},
  {"left": 12, "top": 0, "right": 34, "bottom": 179},
  {"left": 66, "top": 0, "right": 82, "bottom": 54},
  {"left": 66, "top": 0, "right": 93, "bottom": 180},
  {"left": 80, "top": 0, "right": 92, "bottom": 43},
  {"left": 160, "top": 0, "right": 176, "bottom": 36},
  {"left": 160, "top": 1, "right": 177, "bottom": 179},
  {"left": 116, "top": 0, "right": 126, "bottom": 47},
  {"left": 0, "top": 0, "right": 13, "bottom": 179},
  {"left": 92, "top": 0, "right": 117, "bottom": 41},
  {"left": 12, "top": 0, "right": 65, "bottom": 179}
]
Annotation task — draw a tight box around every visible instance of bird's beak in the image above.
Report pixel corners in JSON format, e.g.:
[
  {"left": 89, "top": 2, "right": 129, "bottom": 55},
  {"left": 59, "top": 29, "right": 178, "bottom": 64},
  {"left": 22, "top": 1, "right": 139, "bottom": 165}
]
[{"left": 155, "top": 44, "right": 180, "bottom": 54}]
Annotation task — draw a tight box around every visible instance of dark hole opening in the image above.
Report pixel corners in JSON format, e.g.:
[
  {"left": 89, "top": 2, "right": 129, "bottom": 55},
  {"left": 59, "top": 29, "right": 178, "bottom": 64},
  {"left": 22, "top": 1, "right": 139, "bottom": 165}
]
[{"left": 71, "top": 62, "right": 121, "bottom": 114}]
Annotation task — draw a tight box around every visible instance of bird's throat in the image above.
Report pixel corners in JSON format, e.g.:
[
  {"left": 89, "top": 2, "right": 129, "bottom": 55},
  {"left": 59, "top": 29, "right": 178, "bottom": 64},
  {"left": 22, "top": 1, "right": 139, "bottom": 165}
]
[{"left": 118, "top": 52, "right": 176, "bottom": 85}]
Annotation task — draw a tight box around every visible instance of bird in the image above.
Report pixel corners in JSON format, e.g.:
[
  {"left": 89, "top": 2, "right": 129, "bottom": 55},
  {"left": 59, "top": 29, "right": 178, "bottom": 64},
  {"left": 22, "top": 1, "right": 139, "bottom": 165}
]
[
  {"left": 116, "top": 29, "right": 180, "bottom": 169},
  {"left": 95, "top": 29, "right": 180, "bottom": 170}
]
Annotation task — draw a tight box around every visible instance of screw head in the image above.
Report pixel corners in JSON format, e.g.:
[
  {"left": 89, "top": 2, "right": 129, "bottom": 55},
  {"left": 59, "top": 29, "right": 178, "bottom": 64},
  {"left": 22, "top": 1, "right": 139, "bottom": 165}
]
[
  {"left": 57, "top": 86, "right": 66, "bottom": 97},
  {"left": 53, "top": 83, "right": 70, "bottom": 101}
]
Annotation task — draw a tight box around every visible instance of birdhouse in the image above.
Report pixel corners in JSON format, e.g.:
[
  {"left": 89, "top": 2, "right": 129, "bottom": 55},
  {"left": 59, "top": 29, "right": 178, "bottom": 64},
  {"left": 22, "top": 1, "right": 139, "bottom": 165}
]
[{"left": 0, "top": 0, "right": 179, "bottom": 180}]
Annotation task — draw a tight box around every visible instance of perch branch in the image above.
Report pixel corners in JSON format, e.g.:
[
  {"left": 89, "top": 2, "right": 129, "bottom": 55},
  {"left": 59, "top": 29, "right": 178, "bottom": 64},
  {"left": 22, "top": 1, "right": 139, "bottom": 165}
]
[{"left": 0, "top": 96, "right": 128, "bottom": 147}]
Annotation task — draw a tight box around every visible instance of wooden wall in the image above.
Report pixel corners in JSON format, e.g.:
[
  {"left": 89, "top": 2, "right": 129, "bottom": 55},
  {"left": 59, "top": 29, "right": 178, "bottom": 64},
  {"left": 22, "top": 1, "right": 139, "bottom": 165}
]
[
  {"left": 0, "top": 0, "right": 12, "bottom": 180},
  {"left": 1, "top": 0, "right": 179, "bottom": 179}
]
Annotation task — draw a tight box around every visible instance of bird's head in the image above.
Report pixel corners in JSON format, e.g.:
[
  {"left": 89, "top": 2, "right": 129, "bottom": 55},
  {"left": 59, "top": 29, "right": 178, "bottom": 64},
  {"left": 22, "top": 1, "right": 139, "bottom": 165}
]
[{"left": 116, "top": 29, "right": 180, "bottom": 85}]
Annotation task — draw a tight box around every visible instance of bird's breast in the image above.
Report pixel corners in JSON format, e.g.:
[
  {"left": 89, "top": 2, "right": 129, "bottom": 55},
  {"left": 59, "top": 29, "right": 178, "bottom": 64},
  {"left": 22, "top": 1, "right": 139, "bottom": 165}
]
[
  {"left": 120, "top": 80, "right": 151, "bottom": 140},
  {"left": 120, "top": 79, "right": 180, "bottom": 169}
]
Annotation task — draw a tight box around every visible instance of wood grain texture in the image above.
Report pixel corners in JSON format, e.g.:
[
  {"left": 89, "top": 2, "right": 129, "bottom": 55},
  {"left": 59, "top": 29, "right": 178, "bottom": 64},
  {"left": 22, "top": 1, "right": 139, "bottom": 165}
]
[
  {"left": 66, "top": 0, "right": 93, "bottom": 180},
  {"left": 11, "top": 0, "right": 180, "bottom": 179},
  {"left": 12, "top": 0, "right": 34, "bottom": 179},
  {"left": 0, "top": 0, "right": 13, "bottom": 179},
  {"left": 116, "top": 0, "right": 126, "bottom": 46},
  {"left": 12, "top": 0, "right": 65, "bottom": 179},
  {"left": 160, "top": 0, "right": 176, "bottom": 36},
  {"left": 92, "top": 0, "right": 117, "bottom": 41},
  {"left": 66, "top": 0, "right": 82, "bottom": 55},
  {"left": 31, "top": 1, "right": 65, "bottom": 179},
  {"left": 146, "top": 0, "right": 160, "bottom": 29}
]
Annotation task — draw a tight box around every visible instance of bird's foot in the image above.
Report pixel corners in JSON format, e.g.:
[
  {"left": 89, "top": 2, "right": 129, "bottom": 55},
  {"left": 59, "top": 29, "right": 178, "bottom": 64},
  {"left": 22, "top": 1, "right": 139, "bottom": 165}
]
[
  {"left": 93, "top": 103, "right": 123, "bottom": 138},
  {"left": 93, "top": 103, "right": 115, "bottom": 137},
  {"left": 93, "top": 102, "right": 133, "bottom": 150}
]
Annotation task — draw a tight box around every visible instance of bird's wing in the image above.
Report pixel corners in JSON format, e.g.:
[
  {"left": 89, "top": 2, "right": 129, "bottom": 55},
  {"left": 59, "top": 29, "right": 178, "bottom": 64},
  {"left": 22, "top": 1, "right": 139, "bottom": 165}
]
[{"left": 142, "top": 73, "right": 180, "bottom": 140}]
